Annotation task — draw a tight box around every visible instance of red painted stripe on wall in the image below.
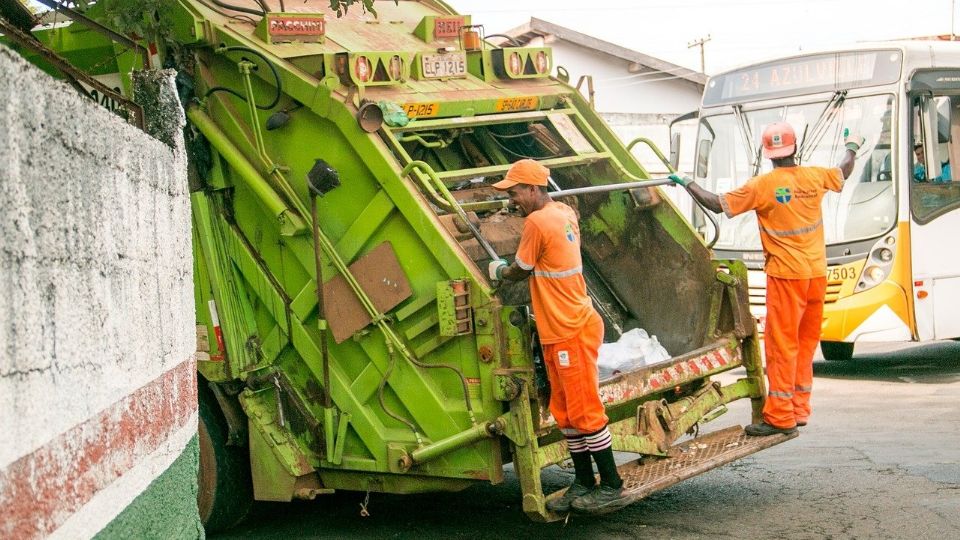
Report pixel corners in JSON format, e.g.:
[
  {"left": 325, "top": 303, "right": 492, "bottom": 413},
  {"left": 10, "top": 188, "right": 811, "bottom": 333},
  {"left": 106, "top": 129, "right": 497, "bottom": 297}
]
[{"left": 0, "top": 360, "right": 197, "bottom": 540}]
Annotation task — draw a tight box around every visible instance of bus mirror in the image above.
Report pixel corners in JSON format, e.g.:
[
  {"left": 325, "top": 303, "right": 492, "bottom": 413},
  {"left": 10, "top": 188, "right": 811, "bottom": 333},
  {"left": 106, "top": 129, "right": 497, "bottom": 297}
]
[
  {"left": 696, "top": 139, "right": 712, "bottom": 178},
  {"left": 669, "top": 132, "right": 681, "bottom": 171}
]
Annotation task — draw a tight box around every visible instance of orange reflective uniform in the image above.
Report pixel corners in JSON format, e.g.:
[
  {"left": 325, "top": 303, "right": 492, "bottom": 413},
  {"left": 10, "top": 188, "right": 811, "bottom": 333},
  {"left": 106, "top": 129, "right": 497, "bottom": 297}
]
[
  {"left": 721, "top": 166, "right": 843, "bottom": 428},
  {"left": 542, "top": 313, "right": 607, "bottom": 434},
  {"left": 721, "top": 166, "right": 843, "bottom": 279},
  {"left": 515, "top": 201, "right": 594, "bottom": 344},
  {"left": 516, "top": 201, "right": 607, "bottom": 433},
  {"left": 763, "top": 277, "right": 824, "bottom": 426}
]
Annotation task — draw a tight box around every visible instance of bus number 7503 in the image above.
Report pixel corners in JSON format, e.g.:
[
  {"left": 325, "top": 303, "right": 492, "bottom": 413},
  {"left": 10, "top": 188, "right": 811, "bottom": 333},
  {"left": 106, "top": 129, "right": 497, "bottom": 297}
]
[{"left": 827, "top": 266, "right": 858, "bottom": 282}]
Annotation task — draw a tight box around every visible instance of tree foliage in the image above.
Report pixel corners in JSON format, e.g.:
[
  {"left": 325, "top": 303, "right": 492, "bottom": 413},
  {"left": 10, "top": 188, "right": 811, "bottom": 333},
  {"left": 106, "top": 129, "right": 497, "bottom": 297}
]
[
  {"left": 41, "top": 0, "right": 392, "bottom": 50},
  {"left": 99, "top": 0, "right": 172, "bottom": 44},
  {"left": 329, "top": 0, "right": 382, "bottom": 17}
]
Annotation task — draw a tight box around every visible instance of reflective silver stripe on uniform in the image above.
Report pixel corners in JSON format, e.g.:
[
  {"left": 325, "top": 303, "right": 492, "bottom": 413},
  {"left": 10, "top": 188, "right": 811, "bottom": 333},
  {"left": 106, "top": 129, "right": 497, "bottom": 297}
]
[
  {"left": 532, "top": 266, "right": 582, "bottom": 279},
  {"left": 768, "top": 390, "right": 793, "bottom": 399},
  {"left": 515, "top": 256, "right": 534, "bottom": 271},
  {"left": 561, "top": 428, "right": 582, "bottom": 436},
  {"left": 760, "top": 218, "right": 823, "bottom": 238},
  {"left": 795, "top": 385, "right": 813, "bottom": 393}
]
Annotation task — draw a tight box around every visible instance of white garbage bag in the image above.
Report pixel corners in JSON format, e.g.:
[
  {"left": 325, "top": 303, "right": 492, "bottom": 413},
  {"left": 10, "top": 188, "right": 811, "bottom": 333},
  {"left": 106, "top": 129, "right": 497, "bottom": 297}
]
[{"left": 597, "top": 328, "right": 670, "bottom": 380}]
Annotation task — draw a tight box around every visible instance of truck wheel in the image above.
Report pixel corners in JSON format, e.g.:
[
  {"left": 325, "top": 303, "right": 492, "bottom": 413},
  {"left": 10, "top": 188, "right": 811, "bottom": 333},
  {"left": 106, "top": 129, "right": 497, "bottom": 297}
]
[
  {"left": 820, "top": 341, "right": 854, "bottom": 361},
  {"left": 198, "top": 386, "right": 253, "bottom": 533}
]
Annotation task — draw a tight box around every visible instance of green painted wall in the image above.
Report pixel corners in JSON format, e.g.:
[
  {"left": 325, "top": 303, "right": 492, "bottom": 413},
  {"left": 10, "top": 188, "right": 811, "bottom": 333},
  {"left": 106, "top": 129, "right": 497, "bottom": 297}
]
[{"left": 95, "top": 436, "right": 204, "bottom": 540}]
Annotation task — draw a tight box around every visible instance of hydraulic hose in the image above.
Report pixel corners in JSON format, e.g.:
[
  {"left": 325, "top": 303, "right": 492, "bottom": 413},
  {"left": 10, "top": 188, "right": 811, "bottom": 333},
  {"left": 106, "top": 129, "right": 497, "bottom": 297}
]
[
  {"left": 208, "top": 0, "right": 265, "bottom": 16},
  {"left": 204, "top": 46, "right": 282, "bottom": 110},
  {"left": 378, "top": 342, "right": 424, "bottom": 445},
  {"left": 485, "top": 33, "right": 522, "bottom": 47}
]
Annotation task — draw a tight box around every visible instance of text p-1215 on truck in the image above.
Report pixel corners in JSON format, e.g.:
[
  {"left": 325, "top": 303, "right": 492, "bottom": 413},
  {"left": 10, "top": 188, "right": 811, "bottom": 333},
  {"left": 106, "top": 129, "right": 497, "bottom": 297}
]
[{"left": 2, "top": 0, "right": 795, "bottom": 530}]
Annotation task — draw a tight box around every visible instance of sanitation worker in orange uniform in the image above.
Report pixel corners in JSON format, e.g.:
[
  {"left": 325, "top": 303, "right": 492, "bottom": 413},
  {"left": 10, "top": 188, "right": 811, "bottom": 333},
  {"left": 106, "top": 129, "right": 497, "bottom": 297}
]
[
  {"left": 489, "top": 159, "right": 628, "bottom": 514},
  {"left": 670, "top": 122, "right": 862, "bottom": 436}
]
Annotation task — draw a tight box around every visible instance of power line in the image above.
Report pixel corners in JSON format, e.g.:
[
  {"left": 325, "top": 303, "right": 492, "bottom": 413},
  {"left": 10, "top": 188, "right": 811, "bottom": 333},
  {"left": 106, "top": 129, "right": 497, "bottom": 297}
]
[{"left": 688, "top": 34, "right": 712, "bottom": 74}]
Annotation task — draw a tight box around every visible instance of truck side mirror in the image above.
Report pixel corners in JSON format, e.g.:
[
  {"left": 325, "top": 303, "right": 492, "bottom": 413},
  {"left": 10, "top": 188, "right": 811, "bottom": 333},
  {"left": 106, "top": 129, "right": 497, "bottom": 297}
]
[
  {"left": 696, "top": 139, "right": 712, "bottom": 178},
  {"left": 669, "top": 132, "right": 681, "bottom": 171}
]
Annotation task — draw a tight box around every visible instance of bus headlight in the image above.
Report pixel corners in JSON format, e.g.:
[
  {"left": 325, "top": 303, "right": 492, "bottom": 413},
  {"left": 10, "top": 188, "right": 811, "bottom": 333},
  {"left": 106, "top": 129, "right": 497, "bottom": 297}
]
[
  {"left": 863, "top": 265, "right": 886, "bottom": 284},
  {"left": 856, "top": 232, "right": 897, "bottom": 292}
]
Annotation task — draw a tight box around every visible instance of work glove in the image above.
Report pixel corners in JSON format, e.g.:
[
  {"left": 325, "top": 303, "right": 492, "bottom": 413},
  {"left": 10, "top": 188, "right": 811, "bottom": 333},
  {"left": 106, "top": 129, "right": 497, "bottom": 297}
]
[
  {"left": 488, "top": 259, "right": 508, "bottom": 280},
  {"left": 843, "top": 128, "right": 865, "bottom": 152},
  {"left": 668, "top": 173, "right": 692, "bottom": 187}
]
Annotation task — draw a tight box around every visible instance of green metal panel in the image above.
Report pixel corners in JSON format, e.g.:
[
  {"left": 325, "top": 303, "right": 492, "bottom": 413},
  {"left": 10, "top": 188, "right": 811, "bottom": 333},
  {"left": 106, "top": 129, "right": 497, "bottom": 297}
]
[{"left": 16, "top": 0, "right": 769, "bottom": 518}]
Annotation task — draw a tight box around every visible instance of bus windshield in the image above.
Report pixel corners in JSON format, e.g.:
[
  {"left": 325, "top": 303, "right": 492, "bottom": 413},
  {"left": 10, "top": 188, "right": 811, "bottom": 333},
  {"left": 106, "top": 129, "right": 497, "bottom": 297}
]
[{"left": 695, "top": 94, "right": 896, "bottom": 250}]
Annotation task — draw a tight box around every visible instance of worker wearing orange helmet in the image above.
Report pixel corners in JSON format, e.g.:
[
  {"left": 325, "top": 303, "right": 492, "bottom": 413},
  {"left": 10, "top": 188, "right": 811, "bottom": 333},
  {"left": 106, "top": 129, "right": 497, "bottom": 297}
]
[
  {"left": 670, "top": 123, "right": 863, "bottom": 436},
  {"left": 489, "top": 159, "right": 628, "bottom": 514}
]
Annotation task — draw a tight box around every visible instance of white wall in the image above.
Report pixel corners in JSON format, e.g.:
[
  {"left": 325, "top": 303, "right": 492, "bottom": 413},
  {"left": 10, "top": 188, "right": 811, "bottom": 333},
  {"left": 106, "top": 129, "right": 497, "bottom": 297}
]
[
  {"left": 542, "top": 39, "right": 703, "bottom": 219},
  {"left": 550, "top": 40, "right": 703, "bottom": 115},
  {"left": 0, "top": 45, "right": 198, "bottom": 539}
]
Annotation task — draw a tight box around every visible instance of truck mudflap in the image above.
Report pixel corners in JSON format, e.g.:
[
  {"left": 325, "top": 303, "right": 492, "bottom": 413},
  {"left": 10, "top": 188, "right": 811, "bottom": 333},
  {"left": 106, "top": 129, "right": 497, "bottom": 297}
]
[{"left": 546, "top": 425, "right": 797, "bottom": 515}]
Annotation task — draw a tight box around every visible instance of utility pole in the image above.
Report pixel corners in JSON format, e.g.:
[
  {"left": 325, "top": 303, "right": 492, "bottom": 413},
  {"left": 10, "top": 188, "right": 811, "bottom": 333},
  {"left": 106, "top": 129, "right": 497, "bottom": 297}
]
[
  {"left": 688, "top": 34, "right": 712, "bottom": 74},
  {"left": 953, "top": 0, "right": 956, "bottom": 40}
]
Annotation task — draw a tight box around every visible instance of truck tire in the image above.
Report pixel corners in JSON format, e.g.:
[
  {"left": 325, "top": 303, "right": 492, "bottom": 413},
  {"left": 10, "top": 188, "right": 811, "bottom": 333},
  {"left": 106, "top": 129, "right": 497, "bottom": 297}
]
[
  {"left": 820, "top": 341, "right": 854, "bottom": 361},
  {"left": 198, "top": 385, "right": 253, "bottom": 533}
]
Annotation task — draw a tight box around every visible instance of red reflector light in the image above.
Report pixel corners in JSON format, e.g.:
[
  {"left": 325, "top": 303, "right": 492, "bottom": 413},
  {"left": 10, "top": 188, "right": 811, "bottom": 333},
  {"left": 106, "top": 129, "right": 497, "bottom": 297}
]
[
  {"left": 535, "top": 51, "right": 549, "bottom": 74},
  {"left": 509, "top": 52, "right": 522, "bottom": 76},
  {"left": 355, "top": 56, "right": 371, "bottom": 83},
  {"left": 389, "top": 55, "right": 403, "bottom": 80}
]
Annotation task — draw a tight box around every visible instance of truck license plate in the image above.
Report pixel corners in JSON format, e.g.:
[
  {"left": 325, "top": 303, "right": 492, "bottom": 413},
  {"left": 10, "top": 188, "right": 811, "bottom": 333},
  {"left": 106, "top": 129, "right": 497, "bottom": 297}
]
[{"left": 421, "top": 52, "right": 467, "bottom": 79}]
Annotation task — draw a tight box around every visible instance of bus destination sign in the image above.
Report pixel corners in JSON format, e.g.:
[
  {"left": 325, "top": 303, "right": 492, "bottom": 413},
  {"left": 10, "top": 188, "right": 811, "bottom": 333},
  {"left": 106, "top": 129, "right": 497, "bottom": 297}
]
[{"left": 703, "top": 50, "right": 902, "bottom": 107}]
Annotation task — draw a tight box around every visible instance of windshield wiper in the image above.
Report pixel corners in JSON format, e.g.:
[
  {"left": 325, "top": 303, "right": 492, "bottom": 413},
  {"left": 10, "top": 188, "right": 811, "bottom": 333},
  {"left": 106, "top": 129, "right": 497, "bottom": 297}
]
[
  {"left": 796, "top": 90, "right": 847, "bottom": 164},
  {"left": 732, "top": 105, "right": 762, "bottom": 175}
]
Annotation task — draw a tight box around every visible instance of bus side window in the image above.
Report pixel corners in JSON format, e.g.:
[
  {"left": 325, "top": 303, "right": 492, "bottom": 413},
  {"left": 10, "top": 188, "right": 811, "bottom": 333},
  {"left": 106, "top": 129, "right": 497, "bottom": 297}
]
[
  {"left": 927, "top": 96, "right": 954, "bottom": 182},
  {"left": 911, "top": 96, "right": 960, "bottom": 222},
  {"left": 945, "top": 95, "right": 960, "bottom": 181}
]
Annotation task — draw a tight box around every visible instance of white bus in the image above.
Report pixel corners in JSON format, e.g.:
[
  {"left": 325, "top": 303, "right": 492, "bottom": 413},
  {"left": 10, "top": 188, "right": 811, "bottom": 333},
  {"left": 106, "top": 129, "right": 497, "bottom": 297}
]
[{"left": 679, "top": 41, "right": 960, "bottom": 360}]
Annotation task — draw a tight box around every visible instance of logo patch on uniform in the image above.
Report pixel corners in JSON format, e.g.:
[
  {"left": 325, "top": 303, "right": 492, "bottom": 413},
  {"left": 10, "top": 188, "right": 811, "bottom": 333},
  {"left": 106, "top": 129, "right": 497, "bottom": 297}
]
[
  {"left": 564, "top": 223, "right": 576, "bottom": 243},
  {"left": 775, "top": 186, "right": 792, "bottom": 203},
  {"left": 771, "top": 133, "right": 783, "bottom": 147},
  {"left": 558, "top": 350, "right": 570, "bottom": 367}
]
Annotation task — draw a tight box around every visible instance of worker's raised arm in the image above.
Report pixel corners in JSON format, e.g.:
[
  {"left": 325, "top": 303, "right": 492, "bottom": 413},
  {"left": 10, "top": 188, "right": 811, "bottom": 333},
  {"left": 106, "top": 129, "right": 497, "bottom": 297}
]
[
  {"left": 838, "top": 131, "right": 865, "bottom": 179},
  {"left": 669, "top": 174, "right": 724, "bottom": 214}
]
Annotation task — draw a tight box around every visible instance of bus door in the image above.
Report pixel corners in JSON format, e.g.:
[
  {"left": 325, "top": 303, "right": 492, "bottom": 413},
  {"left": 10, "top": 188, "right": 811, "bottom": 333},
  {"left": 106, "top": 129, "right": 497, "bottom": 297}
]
[{"left": 910, "top": 89, "right": 960, "bottom": 340}]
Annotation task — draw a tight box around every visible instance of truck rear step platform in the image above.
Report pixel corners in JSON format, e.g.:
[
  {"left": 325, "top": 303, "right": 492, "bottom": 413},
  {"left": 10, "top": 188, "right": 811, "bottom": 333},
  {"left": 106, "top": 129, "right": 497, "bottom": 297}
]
[{"left": 571, "top": 426, "right": 797, "bottom": 514}]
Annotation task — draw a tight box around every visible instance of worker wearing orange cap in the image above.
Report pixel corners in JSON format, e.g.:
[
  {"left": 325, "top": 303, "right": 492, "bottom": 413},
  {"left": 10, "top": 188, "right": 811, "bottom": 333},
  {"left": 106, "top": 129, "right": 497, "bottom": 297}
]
[
  {"left": 670, "top": 123, "right": 864, "bottom": 436},
  {"left": 489, "top": 159, "right": 628, "bottom": 514}
]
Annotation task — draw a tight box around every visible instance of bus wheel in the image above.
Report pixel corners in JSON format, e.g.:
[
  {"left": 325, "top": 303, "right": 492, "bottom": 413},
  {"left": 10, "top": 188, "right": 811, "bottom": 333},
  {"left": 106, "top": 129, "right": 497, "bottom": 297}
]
[
  {"left": 198, "top": 385, "right": 253, "bottom": 533},
  {"left": 820, "top": 341, "right": 854, "bottom": 361}
]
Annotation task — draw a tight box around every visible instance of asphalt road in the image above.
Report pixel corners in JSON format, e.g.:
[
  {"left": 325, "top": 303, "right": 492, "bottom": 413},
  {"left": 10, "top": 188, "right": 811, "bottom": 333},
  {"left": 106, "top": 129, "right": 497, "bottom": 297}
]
[{"left": 217, "top": 341, "right": 960, "bottom": 540}]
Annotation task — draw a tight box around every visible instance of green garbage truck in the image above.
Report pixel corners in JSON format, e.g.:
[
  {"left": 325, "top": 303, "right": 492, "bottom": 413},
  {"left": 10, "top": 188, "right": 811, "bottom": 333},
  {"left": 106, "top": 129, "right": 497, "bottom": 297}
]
[{"left": 1, "top": 0, "right": 796, "bottom": 531}]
